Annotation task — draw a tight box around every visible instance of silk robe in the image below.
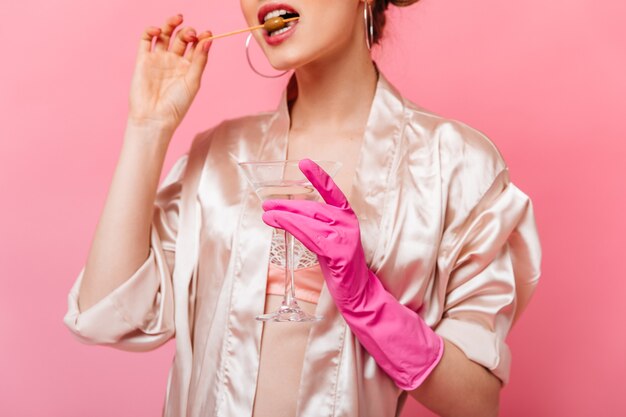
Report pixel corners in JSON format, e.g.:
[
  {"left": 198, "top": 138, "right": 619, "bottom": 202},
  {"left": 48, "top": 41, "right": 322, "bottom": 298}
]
[{"left": 63, "top": 70, "right": 542, "bottom": 417}]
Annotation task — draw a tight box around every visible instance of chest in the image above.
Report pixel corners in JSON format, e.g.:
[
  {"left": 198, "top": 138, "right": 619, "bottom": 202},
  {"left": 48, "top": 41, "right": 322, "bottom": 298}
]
[{"left": 286, "top": 130, "right": 364, "bottom": 202}]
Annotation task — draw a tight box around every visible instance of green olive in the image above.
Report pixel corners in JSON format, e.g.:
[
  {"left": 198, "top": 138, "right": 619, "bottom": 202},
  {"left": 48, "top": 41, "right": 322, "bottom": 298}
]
[{"left": 263, "top": 16, "right": 287, "bottom": 32}]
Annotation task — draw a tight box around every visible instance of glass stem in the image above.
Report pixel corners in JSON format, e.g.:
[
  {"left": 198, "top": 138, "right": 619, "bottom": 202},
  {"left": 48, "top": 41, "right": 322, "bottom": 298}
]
[{"left": 283, "top": 230, "right": 298, "bottom": 308}]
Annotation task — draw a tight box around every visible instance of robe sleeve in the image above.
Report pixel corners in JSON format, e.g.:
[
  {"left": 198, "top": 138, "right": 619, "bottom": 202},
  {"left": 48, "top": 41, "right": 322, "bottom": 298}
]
[
  {"left": 62, "top": 153, "right": 189, "bottom": 352},
  {"left": 434, "top": 166, "right": 542, "bottom": 386}
]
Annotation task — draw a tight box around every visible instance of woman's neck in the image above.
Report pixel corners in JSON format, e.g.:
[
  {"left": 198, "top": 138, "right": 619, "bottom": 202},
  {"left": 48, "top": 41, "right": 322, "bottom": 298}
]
[{"left": 288, "top": 50, "right": 378, "bottom": 135}]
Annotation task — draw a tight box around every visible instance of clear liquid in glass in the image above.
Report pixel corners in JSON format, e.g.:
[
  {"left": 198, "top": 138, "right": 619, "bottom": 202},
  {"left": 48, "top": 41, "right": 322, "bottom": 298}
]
[{"left": 255, "top": 181, "right": 318, "bottom": 202}]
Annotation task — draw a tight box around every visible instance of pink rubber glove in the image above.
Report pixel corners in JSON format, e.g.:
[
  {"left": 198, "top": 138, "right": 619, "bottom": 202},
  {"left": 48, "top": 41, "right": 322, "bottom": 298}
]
[{"left": 261, "top": 159, "right": 444, "bottom": 390}]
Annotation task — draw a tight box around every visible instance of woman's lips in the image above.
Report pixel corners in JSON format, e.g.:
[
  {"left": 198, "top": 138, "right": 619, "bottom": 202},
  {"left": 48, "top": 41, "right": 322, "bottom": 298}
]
[
  {"left": 262, "top": 20, "right": 299, "bottom": 46},
  {"left": 257, "top": 3, "right": 299, "bottom": 25}
]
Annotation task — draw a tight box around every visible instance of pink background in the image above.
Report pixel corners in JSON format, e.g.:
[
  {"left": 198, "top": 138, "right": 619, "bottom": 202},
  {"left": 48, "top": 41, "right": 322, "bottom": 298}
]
[{"left": 1, "top": 0, "right": 624, "bottom": 416}]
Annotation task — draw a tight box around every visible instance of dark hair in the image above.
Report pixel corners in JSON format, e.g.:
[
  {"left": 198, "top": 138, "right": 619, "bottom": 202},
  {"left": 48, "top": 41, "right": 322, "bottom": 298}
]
[{"left": 372, "top": 0, "right": 421, "bottom": 44}]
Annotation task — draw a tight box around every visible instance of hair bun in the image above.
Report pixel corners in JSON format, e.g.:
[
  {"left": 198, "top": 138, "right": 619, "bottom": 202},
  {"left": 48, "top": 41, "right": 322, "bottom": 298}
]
[
  {"left": 389, "top": 0, "right": 421, "bottom": 7},
  {"left": 372, "top": 0, "right": 422, "bottom": 44}
]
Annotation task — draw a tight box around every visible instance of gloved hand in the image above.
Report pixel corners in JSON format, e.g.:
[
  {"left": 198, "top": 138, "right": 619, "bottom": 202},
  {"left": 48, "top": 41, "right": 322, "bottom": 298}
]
[{"left": 261, "top": 158, "right": 444, "bottom": 390}]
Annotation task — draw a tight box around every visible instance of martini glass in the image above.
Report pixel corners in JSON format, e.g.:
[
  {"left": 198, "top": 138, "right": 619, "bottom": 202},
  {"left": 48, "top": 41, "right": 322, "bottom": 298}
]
[{"left": 238, "top": 160, "right": 342, "bottom": 322}]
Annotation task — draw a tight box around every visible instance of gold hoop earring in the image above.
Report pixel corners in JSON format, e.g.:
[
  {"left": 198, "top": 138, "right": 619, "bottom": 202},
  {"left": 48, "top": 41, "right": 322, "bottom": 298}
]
[
  {"left": 245, "top": 33, "right": 289, "bottom": 78},
  {"left": 363, "top": 0, "right": 374, "bottom": 50}
]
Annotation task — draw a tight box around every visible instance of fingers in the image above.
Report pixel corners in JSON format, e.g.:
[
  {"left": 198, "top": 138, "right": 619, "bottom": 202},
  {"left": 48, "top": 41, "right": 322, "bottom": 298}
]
[
  {"left": 154, "top": 14, "right": 184, "bottom": 52},
  {"left": 186, "top": 33, "right": 213, "bottom": 85},
  {"left": 262, "top": 199, "right": 336, "bottom": 224},
  {"left": 299, "top": 159, "right": 349, "bottom": 209},
  {"left": 139, "top": 26, "right": 161, "bottom": 54},
  {"left": 262, "top": 210, "right": 333, "bottom": 256},
  {"left": 185, "top": 31, "right": 210, "bottom": 60},
  {"left": 170, "top": 26, "right": 198, "bottom": 56}
]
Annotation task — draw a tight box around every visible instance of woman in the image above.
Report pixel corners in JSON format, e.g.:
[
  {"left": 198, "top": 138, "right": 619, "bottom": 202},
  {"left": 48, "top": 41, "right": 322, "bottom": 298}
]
[{"left": 63, "top": 1, "right": 542, "bottom": 416}]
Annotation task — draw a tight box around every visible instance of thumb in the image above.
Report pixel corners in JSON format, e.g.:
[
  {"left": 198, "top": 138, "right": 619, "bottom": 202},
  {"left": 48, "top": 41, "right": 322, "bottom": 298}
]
[{"left": 187, "top": 33, "right": 213, "bottom": 84}]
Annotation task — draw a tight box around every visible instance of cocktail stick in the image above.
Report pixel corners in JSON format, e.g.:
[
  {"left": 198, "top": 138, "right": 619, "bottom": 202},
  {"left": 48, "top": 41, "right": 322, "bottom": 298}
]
[{"left": 199, "top": 16, "right": 300, "bottom": 41}]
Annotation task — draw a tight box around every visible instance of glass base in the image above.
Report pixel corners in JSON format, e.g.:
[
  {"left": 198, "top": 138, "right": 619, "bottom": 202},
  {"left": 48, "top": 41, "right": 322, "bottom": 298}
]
[{"left": 256, "top": 303, "right": 324, "bottom": 322}]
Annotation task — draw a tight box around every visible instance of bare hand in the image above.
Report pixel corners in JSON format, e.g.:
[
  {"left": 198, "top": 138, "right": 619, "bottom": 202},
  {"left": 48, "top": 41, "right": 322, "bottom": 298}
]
[{"left": 127, "top": 14, "right": 213, "bottom": 132}]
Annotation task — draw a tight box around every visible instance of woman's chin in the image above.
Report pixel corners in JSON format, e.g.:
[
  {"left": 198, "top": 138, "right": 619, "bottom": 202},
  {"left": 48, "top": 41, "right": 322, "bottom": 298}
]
[
  {"left": 264, "top": 49, "right": 310, "bottom": 72},
  {"left": 267, "top": 61, "right": 295, "bottom": 72},
  {"left": 262, "top": 61, "right": 297, "bottom": 74}
]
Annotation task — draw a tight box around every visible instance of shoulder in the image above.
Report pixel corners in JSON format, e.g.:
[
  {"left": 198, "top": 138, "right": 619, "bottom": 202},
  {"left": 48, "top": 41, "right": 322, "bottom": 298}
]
[
  {"left": 405, "top": 97, "right": 506, "bottom": 171},
  {"left": 185, "top": 110, "right": 277, "bottom": 165},
  {"left": 190, "top": 110, "right": 276, "bottom": 150},
  {"left": 403, "top": 98, "right": 507, "bottom": 171},
  {"left": 401, "top": 97, "right": 509, "bottom": 213},
  {"left": 173, "top": 110, "right": 277, "bottom": 188}
]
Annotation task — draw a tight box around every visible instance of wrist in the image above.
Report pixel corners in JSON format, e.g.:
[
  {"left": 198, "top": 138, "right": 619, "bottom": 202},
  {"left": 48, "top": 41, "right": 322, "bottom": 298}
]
[
  {"left": 321, "top": 261, "right": 373, "bottom": 312},
  {"left": 123, "top": 119, "right": 175, "bottom": 149},
  {"left": 335, "top": 268, "right": 381, "bottom": 313},
  {"left": 126, "top": 116, "right": 178, "bottom": 136},
  {"left": 337, "top": 272, "right": 445, "bottom": 390}
]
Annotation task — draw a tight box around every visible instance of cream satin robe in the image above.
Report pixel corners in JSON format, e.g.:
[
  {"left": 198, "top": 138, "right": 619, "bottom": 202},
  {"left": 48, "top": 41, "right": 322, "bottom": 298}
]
[{"left": 64, "top": 71, "right": 542, "bottom": 417}]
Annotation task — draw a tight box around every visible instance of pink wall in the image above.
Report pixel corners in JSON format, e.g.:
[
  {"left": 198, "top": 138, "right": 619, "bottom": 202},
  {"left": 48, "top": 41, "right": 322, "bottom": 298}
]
[{"left": 1, "top": 0, "right": 624, "bottom": 415}]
